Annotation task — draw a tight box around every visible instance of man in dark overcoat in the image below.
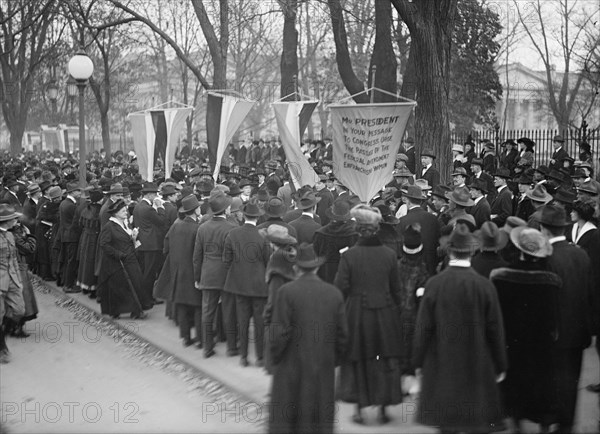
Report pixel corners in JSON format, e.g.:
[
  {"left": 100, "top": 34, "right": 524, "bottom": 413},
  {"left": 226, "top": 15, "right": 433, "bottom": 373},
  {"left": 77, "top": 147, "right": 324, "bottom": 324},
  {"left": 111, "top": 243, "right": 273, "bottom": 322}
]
[
  {"left": 413, "top": 225, "right": 507, "bottom": 433},
  {"left": 164, "top": 195, "right": 203, "bottom": 347},
  {"left": 397, "top": 185, "right": 440, "bottom": 275},
  {"left": 193, "top": 191, "right": 237, "bottom": 358},
  {"left": 539, "top": 204, "right": 593, "bottom": 432},
  {"left": 490, "top": 168, "right": 513, "bottom": 227},
  {"left": 223, "top": 198, "right": 271, "bottom": 367},
  {"left": 420, "top": 148, "right": 440, "bottom": 189},
  {"left": 269, "top": 243, "right": 348, "bottom": 434},
  {"left": 59, "top": 182, "right": 82, "bottom": 293},
  {"left": 132, "top": 182, "right": 168, "bottom": 304},
  {"left": 468, "top": 178, "right": 491, "bottom": 229},
  {"left": 289, "top": 191, "right": 322, "bottom": 244}
]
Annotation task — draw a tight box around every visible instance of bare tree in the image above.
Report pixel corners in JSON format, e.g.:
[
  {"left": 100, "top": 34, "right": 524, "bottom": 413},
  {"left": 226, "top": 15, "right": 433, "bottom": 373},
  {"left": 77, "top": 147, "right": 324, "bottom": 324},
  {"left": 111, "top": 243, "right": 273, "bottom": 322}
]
[
  {"left": 515, "top": 0, "right": 599, "bottom": 131},
  {"left": 0, "top": 0, "right": 64, "bottom": 154}
]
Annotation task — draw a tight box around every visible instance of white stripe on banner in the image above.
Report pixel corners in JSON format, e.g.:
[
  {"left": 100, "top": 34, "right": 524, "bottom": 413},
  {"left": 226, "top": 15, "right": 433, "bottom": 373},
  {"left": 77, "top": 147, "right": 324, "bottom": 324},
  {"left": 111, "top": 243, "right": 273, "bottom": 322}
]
[
  {"left": 144, "top": 112, "right": 156, "bottom": 181},
  {"left": 128, "top": 114, "right": 150, "bottom": 181},
  {"left": 164, "top": 108, "right": 193, "bottom": 179},
  {"left": 272, "top": 101, "right": 319, "bottom": 188}
]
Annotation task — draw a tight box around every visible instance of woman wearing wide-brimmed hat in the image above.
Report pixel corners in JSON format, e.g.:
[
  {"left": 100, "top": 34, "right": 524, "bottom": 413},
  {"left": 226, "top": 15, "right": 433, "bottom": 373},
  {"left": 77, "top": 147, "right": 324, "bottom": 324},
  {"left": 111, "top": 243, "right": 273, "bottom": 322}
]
[
  {"left": 98, "top": 199, "right": 152, "bottom": 319},
  {"left": 334, "top": 204, "right": 403, "bottom": 424},
  {"left": 490, "top": 226, "right": 561, "bottom": 432},
  {"left": 259, "top": 224, "right": 297, "bottom": 374},
  {"left": 312, "top": 199, "right": 358, "bottom": 284}
]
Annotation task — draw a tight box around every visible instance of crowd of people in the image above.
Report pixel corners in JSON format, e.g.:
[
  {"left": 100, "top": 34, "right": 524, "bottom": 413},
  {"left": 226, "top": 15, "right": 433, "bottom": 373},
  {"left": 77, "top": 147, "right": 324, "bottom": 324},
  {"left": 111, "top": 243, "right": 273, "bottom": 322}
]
[{"left": 0, "top": 132, "right": 599, "bottom": 433}]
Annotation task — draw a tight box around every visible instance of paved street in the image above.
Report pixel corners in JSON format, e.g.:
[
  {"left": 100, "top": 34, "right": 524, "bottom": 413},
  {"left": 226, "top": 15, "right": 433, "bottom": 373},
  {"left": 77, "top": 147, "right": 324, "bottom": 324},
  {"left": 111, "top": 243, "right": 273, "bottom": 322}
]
[{"left": 1, "top": 277, "right": 598, "bottom": 433}]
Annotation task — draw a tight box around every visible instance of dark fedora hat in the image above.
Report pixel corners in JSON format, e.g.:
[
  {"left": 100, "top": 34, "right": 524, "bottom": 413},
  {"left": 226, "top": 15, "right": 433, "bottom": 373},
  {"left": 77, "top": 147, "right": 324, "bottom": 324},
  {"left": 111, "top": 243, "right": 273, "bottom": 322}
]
[
  {"left": 571, "top": 168, "right": 587, "bottom": 179},
  {"left": 89, "top": 188, "right": 104, "bottom": 204},
  {"left": 403, "top": 185, "right": 426, "bottom": 201},
  {"left": 295, "top": 242, "right": 325, "bottom": 268},
  {"left": 264, "top": 197, "right": 287, "bottom": 218},
  {"left": 141, "top": 182, "right": 159, "bottom": 193},
  {"left": 431, "top": 185, "right": 452, "bottom": 200},
  {"left": 468, "top": 178, "right": 488, "bottom": 193},
  {"left": 66, "top": 181, "right": 81, "bottom": 193},
  {"left": 553, "top": 188, "right": 577, "bottom": 205},
  {"left": 420, "top": 148, "right": 436, "bottom": 158},
  {"left": 515, "top": 173, "right": 533, "bottom": 185},
  {"left": 445, "top": 186, "right": 474, "bottom": 207},
  {"left": 447, "top": 224, "right": 479, "bottom": 253},
  {"left": 326, "top": 199, "right": 352, "bottom": 222},
  {"left": 39, "top": 180, "right": 51, "bottom": 193},
  {"left": 452, "top": 167, "right": 468, "bottom": 177},
  {"left": 256, "top": 189, "right": 270, "bottom": 202},
  {"left": 107, "top": 198, "right": 127, "bottom": 215},
  {"left": 547, "top": 169, "right": 565, "bottom": 183},
  {"left": 552, "top": 135, "right": 565, "bottom": 143},
  {"left": 161, "top": 184, "right": 178, "bottom": 196},
  {"left": 227, "top": 184, "right": 242, "bottom": 196},
  {"left": 241, "top": 198, "right": 265, "bottom": 217},
  {"left": 493, "top": 168, "right": 511, "bottom": 179},
  {"left": 296, "top": 191, "right": 321, "bottom": 209},
  {"left": 476, "top": 221, "right": 508, "bottom": 252},
  {"left": 534, "top": 165, "right": 550, "bottom": 176},
  {"left": 179, "top": 194, "right": 200, "bottom": 213},
  {"left": 539, "top": 204, "right": 568, "bottom": 227},
  {"left": 239, "top": 178, "right": 252, "bottom": 188},
  {"left": 209, "top": 190, "right": 232, "bottom": 214},
  {"left": 470, "top": 158, "right": 484, "bottom": 167},
  {"left": 26, "top": 183, "right": 41, "bottom": 195}
]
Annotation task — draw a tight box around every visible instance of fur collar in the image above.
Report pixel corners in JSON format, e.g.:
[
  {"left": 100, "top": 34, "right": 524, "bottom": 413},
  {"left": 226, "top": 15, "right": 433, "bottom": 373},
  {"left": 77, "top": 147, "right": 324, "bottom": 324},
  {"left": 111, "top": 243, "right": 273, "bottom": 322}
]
[
  {"left": 490, "top": 267, "right": 562, "bottom": 287},
  {"left": 356, "top": 235, "right": 382, "bottom": 246}
]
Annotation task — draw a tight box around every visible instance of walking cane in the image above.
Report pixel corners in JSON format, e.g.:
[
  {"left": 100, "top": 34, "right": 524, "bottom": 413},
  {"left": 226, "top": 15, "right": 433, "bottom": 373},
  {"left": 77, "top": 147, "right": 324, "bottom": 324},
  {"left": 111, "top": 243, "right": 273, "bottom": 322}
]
[{"left": 119, "top": 259, "right": 146, "bottom": 319}]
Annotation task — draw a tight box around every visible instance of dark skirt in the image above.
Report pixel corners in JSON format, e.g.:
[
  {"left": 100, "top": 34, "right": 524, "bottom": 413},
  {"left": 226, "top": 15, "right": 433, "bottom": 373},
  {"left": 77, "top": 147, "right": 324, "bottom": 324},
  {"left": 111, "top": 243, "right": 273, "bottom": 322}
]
[
  {"left": 336, "top": 358, "right": 403, "bottom": 407},
  {"left": 20, "top": 268, "right": 38, "bottom": 321},
  {"left": 98, "top": 258, "right": 152, "bottom": 316},
  {"left": 78, "top": 229, "right": 100, "bottom": 289}
]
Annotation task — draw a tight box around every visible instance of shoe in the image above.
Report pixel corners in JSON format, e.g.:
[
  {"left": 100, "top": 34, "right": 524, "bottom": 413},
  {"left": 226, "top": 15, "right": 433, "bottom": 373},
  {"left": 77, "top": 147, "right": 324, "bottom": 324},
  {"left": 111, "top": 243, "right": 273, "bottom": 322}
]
[
  {"left": 82, "top": 288, "right": 90, "bottom": 295},
  {"left": 255, "top": 358, "right": 264, "bottom": 368},
  {"left": 196, "top": 341, "right": 203, "bottom": 350},
  {"left": 11, "top": 327, "right": 30, "bottom": 338},
  {"left": 240, "top": 357, "right": 249, "bottom": 367},
  {"left": 586, "top": 383, "right": 600, "bottom": 393},
  {"left": 377, "top": 413, "right": 390, "bottom": 424},
  {"left": 153, "top": 298, "right": 164, "bottom": 305},
  {"left": 0, "top": 349, "right": 11, "bottom": 364},
  {"left": 130, "top": 311, "right": 147, "bottom": 320},
  {"left": 183, "top": 338, "right": 194, "bottom": 347},
  {"left": 63, "top": 287, "right": 81, "bottom": 294},
  {"left": 111, "top": 314, "right": 121, "bottom": 319},
  {"left": 204, "top": 349, "right": 216, "bottom": 358},
  {"left": 226, "top": 349, "right": 239, "bottom": 357},
  {"left": 88, "top": 291, "right": 97, "bottom": 299},
  {"left": 352, "top": 414, "right": 364, "bottom": 425}
]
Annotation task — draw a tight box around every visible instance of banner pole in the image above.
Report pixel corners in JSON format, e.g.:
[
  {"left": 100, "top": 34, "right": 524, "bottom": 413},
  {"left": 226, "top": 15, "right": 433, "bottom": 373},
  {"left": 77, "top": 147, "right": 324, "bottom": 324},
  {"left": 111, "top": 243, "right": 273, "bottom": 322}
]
[{"left": 370, "top": 66, "right": 376, "bottom": 104}]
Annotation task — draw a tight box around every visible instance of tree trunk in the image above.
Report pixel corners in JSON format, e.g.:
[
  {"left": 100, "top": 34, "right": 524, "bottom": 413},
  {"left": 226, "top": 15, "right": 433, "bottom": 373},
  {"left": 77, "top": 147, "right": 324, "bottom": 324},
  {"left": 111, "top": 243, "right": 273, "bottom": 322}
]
[
  {"left": 280, "top": 0, "right": 299, "bottom": 101},
  {"left": 9, "top": 121, "right": 26, "bottom": 155},
  {"left": 100, "top": 111, "right": 111, "bottom": 154},
  {"left": 368, "top": 0, "right": 397, "bottom": 102}
]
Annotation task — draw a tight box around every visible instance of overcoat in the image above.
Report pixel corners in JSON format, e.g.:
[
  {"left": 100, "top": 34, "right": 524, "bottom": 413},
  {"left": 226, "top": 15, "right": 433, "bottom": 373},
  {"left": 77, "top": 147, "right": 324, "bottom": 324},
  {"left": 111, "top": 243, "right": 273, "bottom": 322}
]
[
  {"left": 413, "top": 266, "right": 507, "bottom": 432},
  {"left": 468, "top": 197, "right": 491, "bottom": 228},
  {"left": 193, "top": 216, "right": 237, "bottom": 289},
  {"left": 398, "top": 206, "right": 441, "bottom": 275},
  {"left": 490, "top": 186, "right": 513, "bottom": 226},
  {"left": 515, "top": 196, "right": 535, "bottom": 222},
  {"left": 58, "top": 197, "right": 80, "bottom": 242},
  {"left": 269, "top": 273, "right": 348, "bottom": 434},
  {"left": 315, "top": 188, "right": 334, "bottom": 226},
  {"left": 288, "top": 214, "right": 321, "bottom": 244},
  {"left": 77, "top": 202, "right": 101, "bottom": 288},
  {"left": 223, "top": 223, "right": 270, "bottom": 297},
  {"left": 132, "top": 199, "right": 167, "bottom": 251},
  {"left": 312, "top": 220, "right": 357, "bottom": 283},
  {"left": 97, "top": 220, "right": 153, "bottom": 316},
  {"left": 163, "top": 216, "right": 202, "bottom": 306},
  {"left": 490, "top": 263, "right": 561, "bottom": 424},
  {"left": 471, "top": 251, "right": 508, "bottom": 278},
  {"left": 421, "top": 166, "right": 440, "bottom": 188}
]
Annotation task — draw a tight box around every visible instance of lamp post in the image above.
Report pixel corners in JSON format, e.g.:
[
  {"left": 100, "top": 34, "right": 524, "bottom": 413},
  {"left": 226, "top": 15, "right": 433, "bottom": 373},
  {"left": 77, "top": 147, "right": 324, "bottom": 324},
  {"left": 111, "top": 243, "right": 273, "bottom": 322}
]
[{"left": 68, "top": 50, "right": 93, "bottom": 188}]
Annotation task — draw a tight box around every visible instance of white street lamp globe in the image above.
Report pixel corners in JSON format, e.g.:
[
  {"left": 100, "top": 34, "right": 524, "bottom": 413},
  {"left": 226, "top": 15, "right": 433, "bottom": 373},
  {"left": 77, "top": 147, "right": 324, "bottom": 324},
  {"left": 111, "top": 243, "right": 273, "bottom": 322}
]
[{"left": 68, "top": 52, "right": 93, "bottom": 81}]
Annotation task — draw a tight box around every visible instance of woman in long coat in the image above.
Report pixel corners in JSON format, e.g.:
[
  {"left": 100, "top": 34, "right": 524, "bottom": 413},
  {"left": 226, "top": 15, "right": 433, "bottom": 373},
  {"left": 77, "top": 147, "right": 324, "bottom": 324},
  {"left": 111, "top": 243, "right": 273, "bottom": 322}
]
[
  {"left": 313, "top": 199, "right": 357, "bottom": 284},
  {"left": 77, "top": 188, "right": 103, "bottom": 298},
  {"left": 97, "top": 199, "right": 152, "bottom": 319},
  {"left": 334, "top": 204, "right": 403, "bottom": 424},
  {"left": 490, "top": 226, "right": 561, "bottom": 431},
  {"left": 260, "top": 224, "right": 297, "bottom": 374},
  {"left": 35, "top": 186, "right": 62, "bottom": 280}
]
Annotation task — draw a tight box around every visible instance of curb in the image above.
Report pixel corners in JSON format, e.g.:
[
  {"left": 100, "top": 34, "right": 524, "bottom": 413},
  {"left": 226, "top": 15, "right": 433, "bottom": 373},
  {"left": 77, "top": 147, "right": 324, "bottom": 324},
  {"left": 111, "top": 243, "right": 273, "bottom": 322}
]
[{"left": 31, "top": 274, "right": 266, "bottom": 423}]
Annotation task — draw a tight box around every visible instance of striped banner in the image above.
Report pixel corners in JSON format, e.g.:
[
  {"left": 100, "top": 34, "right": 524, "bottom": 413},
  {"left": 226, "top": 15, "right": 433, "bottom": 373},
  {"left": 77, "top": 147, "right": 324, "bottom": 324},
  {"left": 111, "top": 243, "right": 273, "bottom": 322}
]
[
  {"left": 206, "top": 92, "right": 256, "bottom": 180},
  {"left": 128, "top": 107, "right": 192, "bottom": 181},
  {"left": 272, "top": 100, "right": 320, "bottom": 188}
]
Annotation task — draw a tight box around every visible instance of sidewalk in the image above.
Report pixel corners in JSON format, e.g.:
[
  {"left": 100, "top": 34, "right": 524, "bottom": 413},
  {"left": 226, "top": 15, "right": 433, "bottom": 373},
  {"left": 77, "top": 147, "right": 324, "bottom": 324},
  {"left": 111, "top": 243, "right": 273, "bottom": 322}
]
[{"left": 37, "top": 277, "right": 599, "bottom": 433}]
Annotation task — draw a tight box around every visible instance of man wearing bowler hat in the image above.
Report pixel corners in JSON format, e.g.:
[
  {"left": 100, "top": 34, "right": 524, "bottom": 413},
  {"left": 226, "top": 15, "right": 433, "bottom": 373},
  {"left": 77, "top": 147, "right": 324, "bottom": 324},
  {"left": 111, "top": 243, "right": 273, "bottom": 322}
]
[
  {"left": 420, "top": 148, "right": 440, "bottom": 189},
  {"left": 133, "top": 182, "right": 168, "bottom": 304},
  {"left": 223, "top": 198, "right": 271, "bottom": 367},
  {"left": 193, "top": 190, "right": 238, "bottom": 358},
  {"left": 398, "top": 185, "right": 441, "bottom": 275},
  {"left": 549, "top": 135, "right": 570, "bottom": 171},
  {"left": 490, "top": 168, "right": 513, "bottom": 226},
  {"left": 539, "top": 204, "right": 593, "bottom": 433},
  {"left": 59, "top": 181, "right": 82, "bottom": 293}
]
